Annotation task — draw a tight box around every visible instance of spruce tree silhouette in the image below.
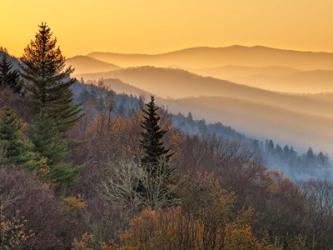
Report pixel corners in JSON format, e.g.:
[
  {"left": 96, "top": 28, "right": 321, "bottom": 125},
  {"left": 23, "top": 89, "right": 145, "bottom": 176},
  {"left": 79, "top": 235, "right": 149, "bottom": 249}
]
[
  {"left": 20, "top": 23, "right": 81, "bottom": 132},
  {"left": 0, "top": 54, "right": 22, "bottom": 94},
  {"left": 138, "top": 96, "right": 175, "bottom": 208},
  {"left": 140, "top": 96, "right": 171, "bottom": 172}
]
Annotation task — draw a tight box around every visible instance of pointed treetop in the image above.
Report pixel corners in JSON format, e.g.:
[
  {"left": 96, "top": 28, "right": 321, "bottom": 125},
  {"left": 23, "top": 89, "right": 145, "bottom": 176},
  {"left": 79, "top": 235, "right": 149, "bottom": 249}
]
[
  {"left": 20, "top": 23, "right": 82, "bottom": 131},
  {"left": 0, "top": 53, "right": 22, "bottom": 94},
  {"left": 140, "top": 96, "right": 172, "bottom": 168}
]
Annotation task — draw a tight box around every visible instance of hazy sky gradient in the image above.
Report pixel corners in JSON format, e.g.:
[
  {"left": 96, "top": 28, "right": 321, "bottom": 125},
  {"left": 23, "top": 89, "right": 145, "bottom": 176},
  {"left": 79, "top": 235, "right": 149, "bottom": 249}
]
[{"left": 1, "top": 0, "right": 333, "bottom": 57}]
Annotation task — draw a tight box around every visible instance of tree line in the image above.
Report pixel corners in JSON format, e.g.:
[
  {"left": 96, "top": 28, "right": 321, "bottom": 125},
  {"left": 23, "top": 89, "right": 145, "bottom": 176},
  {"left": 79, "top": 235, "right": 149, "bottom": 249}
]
[{"left": 75, "top": 85, "right": 332, "bottom": 181}]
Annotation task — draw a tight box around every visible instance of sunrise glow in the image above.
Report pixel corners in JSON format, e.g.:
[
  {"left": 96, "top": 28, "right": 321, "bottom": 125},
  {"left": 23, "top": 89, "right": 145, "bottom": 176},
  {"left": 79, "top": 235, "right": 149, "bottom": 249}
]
[{"left": 1, "top": 0, "right": 333, "bottom": 56}]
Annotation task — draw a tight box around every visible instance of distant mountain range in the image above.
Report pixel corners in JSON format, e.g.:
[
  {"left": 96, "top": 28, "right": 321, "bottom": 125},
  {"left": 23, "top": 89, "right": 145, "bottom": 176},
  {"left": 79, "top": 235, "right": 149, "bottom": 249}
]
[
  {"left": 79, "top": 66, "right": 333, "bottom": 118},
  {"left": 73, "top": 81, "right": 333, "bottom": 181},
  {"left": 15, "top": 46, "right": 333, "bottom": 154},
  {"left": 66, "top": 55, "right": 120, "bottom": 74},
  {"left": 67, "top": 45, "right": 333, "bottom": 93},
  {"left": 162, "top": 96, "right": 333, "bottom": 154},
  {"left": 192, "top": 66, "right": 333, "bottom": 93},
  {"left": 78, "top": 66, "right": 333, "bottom": 154},
  {"left": 87, "top": 45, "right": 333, "bottom": 70},
  {"left": 5, "top": 47, "right": 333, "bottom": 156}
]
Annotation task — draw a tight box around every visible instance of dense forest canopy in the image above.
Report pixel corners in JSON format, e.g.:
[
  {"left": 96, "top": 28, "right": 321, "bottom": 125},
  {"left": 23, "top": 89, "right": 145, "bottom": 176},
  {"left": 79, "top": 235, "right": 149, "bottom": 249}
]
[{"left": 0, "top": 24, "right": 332, "bottom": 250}]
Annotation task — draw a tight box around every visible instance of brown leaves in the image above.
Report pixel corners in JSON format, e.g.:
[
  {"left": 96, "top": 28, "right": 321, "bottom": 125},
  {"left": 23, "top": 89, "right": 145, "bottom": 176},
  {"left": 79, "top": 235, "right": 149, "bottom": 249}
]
[
  {"left": 118, "top": 207, "right": 206, "bottom": 250},
  {"left": 0, "top": 206, "right": 33, "bottom": 250}
]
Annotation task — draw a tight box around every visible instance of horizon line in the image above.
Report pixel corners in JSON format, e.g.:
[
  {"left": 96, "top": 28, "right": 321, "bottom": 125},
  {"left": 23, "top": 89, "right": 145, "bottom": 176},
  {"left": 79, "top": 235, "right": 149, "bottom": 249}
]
[{"left": 84, "top": 44, "right": 333, "bottom": 57}]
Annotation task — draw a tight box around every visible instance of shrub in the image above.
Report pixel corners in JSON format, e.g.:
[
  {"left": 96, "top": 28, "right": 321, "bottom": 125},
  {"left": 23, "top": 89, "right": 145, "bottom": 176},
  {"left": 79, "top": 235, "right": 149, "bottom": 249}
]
[
  {"left": 118, "top": 208, "right": 205, "bottom": 250},
  {"left": 0, "top": 168, "right": 76, "bottom": 249},
  {"left": 0, "top": 206, "right": 33, "bottom": 250}
]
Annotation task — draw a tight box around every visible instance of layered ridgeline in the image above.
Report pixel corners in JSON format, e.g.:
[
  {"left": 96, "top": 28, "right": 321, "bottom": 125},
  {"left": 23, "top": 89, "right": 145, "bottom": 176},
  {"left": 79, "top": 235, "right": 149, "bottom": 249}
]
[
  {"left": 87, "top": 45, "right": 333, "bottom": 70},
  {"left": 84, "top": 46, "right": 333, "bottom": 93},
  {"left": 3, "top": 48, "right": 333, "bottom": 181},
  {"left": 193, "top": 66, "right": 333, "bottom": 93},
  {"left": 66, "top": 55, "right": 120, "bottom": 74},
  {"left": 72, "top": 81, "right": 333, "bottom": 182},
  {"left": 78, "top": 66, "right": 333, "bottom": 116},
  {"left": 75, "top": 66, "right": 333, "bottom": 155}
]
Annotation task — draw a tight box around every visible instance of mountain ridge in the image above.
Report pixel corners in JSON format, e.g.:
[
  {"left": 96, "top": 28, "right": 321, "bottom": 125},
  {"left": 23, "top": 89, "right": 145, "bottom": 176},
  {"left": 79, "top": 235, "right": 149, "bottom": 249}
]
[
  {"left": 79, "top": 66, "right": 333, "bottom": 118},
  {"left": 87, "top": 45, "right": 333, "bottom": 70},
  {"left": 66, "top": 55, "right": 120, "bottom": 74},
  {"left": 88, "top": 45, "right": 333, "bottom": 57},
  {"left": 80, "top": 77, "right": 333, "bottom": 154},
  {"left": 191, "top": 65, "right": 333, "bottom": 93}
]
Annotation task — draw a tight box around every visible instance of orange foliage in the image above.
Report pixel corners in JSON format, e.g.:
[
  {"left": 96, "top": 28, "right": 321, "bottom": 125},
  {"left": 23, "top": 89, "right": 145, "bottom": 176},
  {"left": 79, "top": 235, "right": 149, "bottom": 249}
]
[
  {"left": 64, "top": 195, "right": 87, "bottom": 211},
  {"left": 71, "top": 233, "right": 94, "bottom": 250},
  {"left": 0, "top": 207, "right": 33, "bottom": 249},
  {"left": 114, "top": 205, "right": 280, "bottom": 250},
  {"left": 118, "top": 207, "right": 205, "bottom": 250},
  {"left": 180, "top": 172, "right": 236, "bottom": 247},
  {"left": 225, "top": 223, "right": 281, "bottom": 250}
]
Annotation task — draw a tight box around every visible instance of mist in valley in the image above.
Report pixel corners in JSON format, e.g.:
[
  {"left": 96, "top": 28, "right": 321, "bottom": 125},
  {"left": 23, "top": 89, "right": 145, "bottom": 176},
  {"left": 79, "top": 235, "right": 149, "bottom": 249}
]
[{"left": 63, "top": 47, "right": 333, "bottom": 184}]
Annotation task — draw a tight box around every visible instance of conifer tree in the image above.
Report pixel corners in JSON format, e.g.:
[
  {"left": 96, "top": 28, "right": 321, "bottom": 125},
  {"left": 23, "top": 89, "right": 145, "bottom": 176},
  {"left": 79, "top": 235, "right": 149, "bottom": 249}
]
[
  {"left": 140, "top": 96, "right": 172, "bottom": 171},
  {"left": 30, "top": 110, "right": 68, "bottom": 164},
  {"left": 29, "top": 110, "right": 80, "bottom": 186},
  {"left": 0, "top": 107, "right": 46, "bottom": 170},
  {"left": 20, "top": 23, "right": 81, "bottom": 131},
  {"left": 139, "top": 96, "right": 175, "bottom": 208},
  {"left": 0, "top": 53, "right": 22, "bottom": 94},
  {"left": 0, "top": 107, "right": 24, "bottom": 164}
]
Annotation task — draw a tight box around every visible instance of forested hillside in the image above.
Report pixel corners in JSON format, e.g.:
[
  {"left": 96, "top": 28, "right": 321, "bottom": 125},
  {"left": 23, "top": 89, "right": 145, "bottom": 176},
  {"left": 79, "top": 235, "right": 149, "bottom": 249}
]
[
  {"left": 78, "top": 66, "right": 333, "bottom": 154},
  {"left": 74, "top": 82, "right": 333, "bottom": 182},
  {"left": 0, "top": 24, "right": 333, "bottom": 250}
]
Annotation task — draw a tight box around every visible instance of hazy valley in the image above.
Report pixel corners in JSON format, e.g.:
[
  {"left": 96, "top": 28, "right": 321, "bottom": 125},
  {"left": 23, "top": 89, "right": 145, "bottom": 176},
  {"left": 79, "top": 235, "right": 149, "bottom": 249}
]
[{"left": 66, "top": 53, "right": 333, "bottom": 155}]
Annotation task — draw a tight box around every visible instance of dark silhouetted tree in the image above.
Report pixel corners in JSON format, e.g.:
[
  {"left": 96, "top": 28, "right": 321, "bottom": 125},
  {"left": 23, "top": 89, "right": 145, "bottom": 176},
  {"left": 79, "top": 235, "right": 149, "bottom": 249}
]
[
  {"left": 139, "top": 96, "right": 175, "bottom": 208},
  {"left": 318, "top": 152, "right": 328, "bottom": 166},
  {"left": 20, "top": 23, "right": 81, "bottom": 131},
  {"left": 265, "top": 140, "right": 274, "bottom": 153},
  {"left": 140, "top": 96, "right": 172, "bottom": 171},
  {"left": 306, "top": 147, "right": 315, "bottom": 163},
  {"left": 0, "top": 53, "right": 22, "bottom": 94}
]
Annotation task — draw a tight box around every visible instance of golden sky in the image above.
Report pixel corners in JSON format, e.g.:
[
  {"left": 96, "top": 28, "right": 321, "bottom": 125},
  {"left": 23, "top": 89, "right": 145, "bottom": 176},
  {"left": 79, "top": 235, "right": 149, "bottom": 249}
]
[{"left": 1, "top": 0, "right": 333, "bottom": 57}]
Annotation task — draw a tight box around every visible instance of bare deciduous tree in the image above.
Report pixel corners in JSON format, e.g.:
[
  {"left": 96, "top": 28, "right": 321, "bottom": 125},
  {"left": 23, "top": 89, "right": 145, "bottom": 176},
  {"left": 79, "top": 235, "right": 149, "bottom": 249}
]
[{"left": 101, "top": 159, "right": 180, "bottom": 211}]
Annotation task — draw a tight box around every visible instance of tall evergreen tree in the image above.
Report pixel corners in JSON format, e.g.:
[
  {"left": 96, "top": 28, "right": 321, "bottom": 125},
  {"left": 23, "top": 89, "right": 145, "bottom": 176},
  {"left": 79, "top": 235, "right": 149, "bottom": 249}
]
[
  {"left": 0, "top": 53, "right": 22, "bottom": 94},
  {"left": 0, "top": 107, "right": 24, "bottom": 164},
  {"left": 0, "top": 107, "right": 45, "bottom": 170},
  {"left": 29, "top": 110, "right": 80, "bottom": 186},
  {"left": 20, "top": 23, "right": 81, "bottom": 131},
  {"left": 29, "top": 110, "right": 69, "bottom": 165},
  {"left": 139, "top": 96, "right": 175, "bottom": 208},
  {"left": 140, "top": 96, "right": 172, "bottom": 171}
]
